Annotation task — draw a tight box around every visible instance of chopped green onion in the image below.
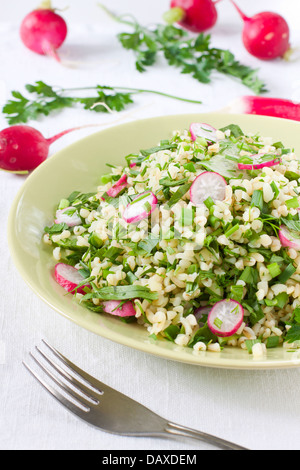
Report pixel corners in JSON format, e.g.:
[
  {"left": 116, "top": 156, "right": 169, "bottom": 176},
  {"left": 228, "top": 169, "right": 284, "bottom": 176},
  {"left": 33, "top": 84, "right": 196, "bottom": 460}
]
[
  {"left": 204, "top": 197, "right": 215, "bottom": 209},
  {"left": 225, "top": 223, "right": 239, "bottom": 238},
  {"left": 286, "top": 197, "right": 299, "bottom": 209},
  {"left": 267, "top": 262, "right": 281, "bottom": 279},
  {"left": 278, "top": 263, "right": 296, "bottom": 283}
]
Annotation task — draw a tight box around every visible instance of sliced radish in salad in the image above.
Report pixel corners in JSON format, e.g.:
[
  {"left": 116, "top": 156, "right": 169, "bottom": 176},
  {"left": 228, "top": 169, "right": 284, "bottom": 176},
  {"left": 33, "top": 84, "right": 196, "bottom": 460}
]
[
  {"left": 194, "top": 306, "right": 212, "bottom": 326},
  {"left": 190, "top": 123, "right": 217, "bottom": 143},
  {"left": 190, "top": 171, "right": 227, "bottom": 206},
  {"left": 123, "top": 191, "right": 158, "bottom": 224},
  {"left": 55, "top": 263, "right": 89, "bottom": 295},
  {"left": 107, "top": 174, "right": 128, "bottom": 198},
  {"left": 208, "top": 299, "right": 244, "bottom": 337},
  {"left": 279, "top": 225, "right": 300, "bottom": 251},
  {"left": 102, "top": 300, "right": 136, "bottom": 317},
  {"left": 238, "top": 155, "right": 281, "bottom": 170},
  {"left": 55, "top": 206, "right": 82, "bottom": 227}
]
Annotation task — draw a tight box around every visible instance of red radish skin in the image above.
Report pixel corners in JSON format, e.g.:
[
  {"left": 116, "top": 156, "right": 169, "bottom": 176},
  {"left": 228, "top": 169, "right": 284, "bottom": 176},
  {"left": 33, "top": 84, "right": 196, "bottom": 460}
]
[
  {"left": 230, "top": 1, "right": 291, "bottom": 60},
  {"left": 168, "top": 0, "right": 219, "bottom": 33},
  {"left": 228, "top": 96, "right": 300, "bottom": 122},
  {"left": 279, "top": 225, "right": 300, "bottom": 251},
  {"left": 190, "top": 171, "right": 227, "bottom": 207},
  {"left": 0, "top": 124, "right": 104, "bottom": 173},
  {"left": 55, "top": 263, "right": 90, "bottom": 295},
  {"left": 190, "top": 122, "right": 217, "bottom": 144},
  {"left": 123, "top": 192, "right": 158, "bottom": 224},
  {"left": 55, "top": 207, "right": 82, "bottom": 227},
  {"left": 238, "top": 157, "right": 281, "bottom": 171},
  {"left": 20, "top": 3, "right": 68, "bottom": 63},
  {"left": 208, "top": 299, "right": 244, "bottom": 338},
  {"left": 107, "top": 174, "right": 128, "bottom": 198},
  {"left": 102, "top": 300, "right": 136, "bottom": 317}
]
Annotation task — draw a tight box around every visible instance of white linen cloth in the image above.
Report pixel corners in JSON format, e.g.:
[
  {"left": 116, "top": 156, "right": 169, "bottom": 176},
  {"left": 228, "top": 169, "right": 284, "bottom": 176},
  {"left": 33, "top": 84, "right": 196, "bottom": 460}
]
[{"left": 1, "top": 0, "right": 300, "bottom": 451}]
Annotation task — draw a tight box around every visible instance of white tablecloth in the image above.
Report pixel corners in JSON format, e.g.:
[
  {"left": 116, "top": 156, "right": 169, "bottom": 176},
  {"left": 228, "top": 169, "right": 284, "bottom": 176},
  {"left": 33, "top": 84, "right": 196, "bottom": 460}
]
[{"left": 1, "top": 0, "right": 300, "bottom": 451}]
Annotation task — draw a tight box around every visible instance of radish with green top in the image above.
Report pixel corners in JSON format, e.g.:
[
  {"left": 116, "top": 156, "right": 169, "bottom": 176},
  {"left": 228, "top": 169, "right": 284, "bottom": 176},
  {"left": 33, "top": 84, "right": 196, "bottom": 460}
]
[
  {"left": 190, "top": 123, "right": 217, "bottom": 144},
  {"left": 123, "top": 191, "right": 158, "bottom": 224},
  {"left": 164, "top": 0, "right": 220, "bottom": 33},
  {"left": 279, "top": 225, "right": 300, "bottom": 251},
  {"left": 0, "top": 124, "right": 105, "bottom": 173},
  {"left": 208, "top": 299, "right": 244, "bottom": 337},
  {"left": 20, "top": 1, "right": 68, "bottom": 63},
  {"left": 55, "top": 263, "right": 90, "bottom": 295},
  {"left": 230, "top": 0, "right": 291, "bottom": 60},
  {"left": 102, "top": 300, "right": 136, "bottom": 317},
  {"left": 55, "top": 207, "right": 82, "bottom": 227},
  {"left": 190, "top": 171, "right": 227, "bottom": 207}
]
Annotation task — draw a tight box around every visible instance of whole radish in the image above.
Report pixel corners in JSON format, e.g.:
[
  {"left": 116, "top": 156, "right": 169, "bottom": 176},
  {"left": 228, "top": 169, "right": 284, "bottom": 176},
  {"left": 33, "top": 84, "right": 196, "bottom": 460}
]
[
  {"left": 164, "top": 0, "right": 219, "bottom": 33},
  {"left": 20, "top": 1, "right": 68, "bottom": 62},
  {"left": 230, "top": 0, "right": 291, "bottom": 60},
  {"left": 0, "top": 124, "right": 100, "bottom": 173}
]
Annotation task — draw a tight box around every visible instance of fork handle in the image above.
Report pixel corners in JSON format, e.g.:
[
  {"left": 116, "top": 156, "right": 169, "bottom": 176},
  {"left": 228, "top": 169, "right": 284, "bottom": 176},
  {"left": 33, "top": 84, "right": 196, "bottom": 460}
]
[{"left": 165, "top": 422, "right": 248, "bottom": 450}]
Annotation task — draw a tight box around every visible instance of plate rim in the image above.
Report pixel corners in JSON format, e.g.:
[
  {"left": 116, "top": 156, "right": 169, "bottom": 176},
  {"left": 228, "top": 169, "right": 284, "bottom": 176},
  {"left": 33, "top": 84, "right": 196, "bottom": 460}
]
[{"left": 7, "top": 112, "right": 300, "bottom": 370}]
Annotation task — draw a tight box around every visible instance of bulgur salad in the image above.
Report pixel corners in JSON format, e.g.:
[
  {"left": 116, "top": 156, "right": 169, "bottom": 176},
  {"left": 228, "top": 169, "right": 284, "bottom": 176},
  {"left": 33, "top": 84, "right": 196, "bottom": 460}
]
[{"left": 43, "top": 122, "right": 300, "bottom": 357}]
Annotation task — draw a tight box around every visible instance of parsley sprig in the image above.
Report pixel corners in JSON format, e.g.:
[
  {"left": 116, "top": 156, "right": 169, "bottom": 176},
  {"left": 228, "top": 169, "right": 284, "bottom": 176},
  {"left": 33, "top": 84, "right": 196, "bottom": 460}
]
[
  {"left": 3, "top": 81, "right": 202, "bottom": 125},
  {"left": 100, "top": 4, "right": 267, "bottom": 95}
]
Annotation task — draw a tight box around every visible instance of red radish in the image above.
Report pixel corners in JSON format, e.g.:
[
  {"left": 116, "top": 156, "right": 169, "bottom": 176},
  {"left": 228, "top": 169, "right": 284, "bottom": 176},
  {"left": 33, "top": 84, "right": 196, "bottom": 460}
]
[
  {"left": 208, "top": 299, "right": 244, "bottom": 337},
  {"left": 279, "top": 225, "right": 300, "bottom": 251},
  {"left": 102, "top": 300, "right": 136, "bottom": 317},
  {"left": 54, "top": 263, "right": 90, "bottom": 295},
  {"left": 107, "top": 174, "right": 128, "bottom": 198},
  {"left": 190, "top": 171, "right": 227, "bottom": 207},
  {"left": 20, "top": 1, "right": 68, "bottom": 63},
  {"left": 165, "top": 0, "right": 219, "bottom": 33},
  {"left": 227, "top": 96, "right": 300, "bottom": 122},
  {"left": 230, "top": 1, "right": 291, "bottom": 60},
  {"left": 0, "top": 124, "right": 103, "bottom": 173},
  {"left": 190, "top": 123, "right": 217, "bottom": 144},
  {"left": 55, "top": 207, "right": 82, "bottom": 227},
  {"left": 238, "top": 156, "right": 281, "bottom": 171},
  {"left": 194, "top": 306, "right": 212, "bottom": 326},
  {"left": 123, "top": 191, "right": 158, "bottom": 224}
]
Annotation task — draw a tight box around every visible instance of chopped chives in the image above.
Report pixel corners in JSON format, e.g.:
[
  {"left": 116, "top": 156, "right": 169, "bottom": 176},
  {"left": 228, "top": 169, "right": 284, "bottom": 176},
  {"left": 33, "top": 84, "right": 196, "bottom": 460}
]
[
  {"left": 278, "top": 263, "right": 296, "bottom": 283},
  {"left": 204, "top": 197, "right": 215, "bottom": 209},
  {"left": 225, "top": 223, "right": 239, "bottom": 238},
  {"left": 267, "top": 262, "right": 281, "bottom": 279},
  {"left": 286, "top": 197, "right": 299, "bottom": 209}
]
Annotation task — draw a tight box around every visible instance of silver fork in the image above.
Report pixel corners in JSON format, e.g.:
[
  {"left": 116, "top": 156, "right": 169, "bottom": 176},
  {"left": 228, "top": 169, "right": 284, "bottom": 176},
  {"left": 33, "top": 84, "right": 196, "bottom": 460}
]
[{"left": 23, "top": 340, "right": 248, "bottom": 451}]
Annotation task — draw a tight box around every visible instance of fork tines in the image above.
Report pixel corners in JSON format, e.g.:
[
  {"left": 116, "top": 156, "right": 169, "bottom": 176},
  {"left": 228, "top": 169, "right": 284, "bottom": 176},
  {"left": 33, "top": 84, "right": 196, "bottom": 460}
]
[{"left": 23, "top": 340, "right": 104, "bottom": 416}]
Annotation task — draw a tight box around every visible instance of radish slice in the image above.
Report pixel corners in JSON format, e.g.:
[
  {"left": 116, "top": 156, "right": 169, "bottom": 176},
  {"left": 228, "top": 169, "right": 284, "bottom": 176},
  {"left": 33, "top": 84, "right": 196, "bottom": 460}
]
[
  {"left": 55, "top": 206, "right": 82, "bottom": 227},
  {"left": 208, "top": 299, "right": 244, "bottom": 338},
  {"left": 238, "top": 156, "right": 281, "bottom": 170},
  {"left": 102, "top": 300, "right": 136, "bottom": 317},
  {"left": 190, "top": 171, "right": 227, "bottom": 207},
  {"left": 106, "top": 174, "right": 128, "bottom": 198},
  {"left": 190, "top": 123, "right": 217, "bottom": 143},
  {"left": 279, "top": 225, "right": 300, "bottom": 251},
  {"left": 228, "top": 96, "right": 300, "bottom": 122},
  {"left": 123, "top": 191, "right": 158, "bottom": 224},
  {"left": 194, "top": 306, "right": 212, "bottom": 327},
  {"left": 55, "top": 263, "right": 89, "bottom": 295}
]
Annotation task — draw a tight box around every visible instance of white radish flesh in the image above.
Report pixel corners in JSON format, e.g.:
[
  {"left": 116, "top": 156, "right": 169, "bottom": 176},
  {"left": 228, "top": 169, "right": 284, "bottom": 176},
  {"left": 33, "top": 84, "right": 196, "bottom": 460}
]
[
  {"left": 190, "top": 123, "right": 217, "bottom": 143},
  {"left": 279, "top": 225, "right": 300, "bottom": 251},
  {"left": 55, "top": 263, "right": 89, "bottom": 295},
  {"left": 208, "top": 299, "right": 244, "bottom": 337},
  {"left": 102, "top": 300, "right": 136, "bottom": 317},
  {"left": 123, "top": 191, "right": 158, "bottom": 224},
  {"left": 190, "top": 171, "right": 227, "bottom": 207},
  {"left": 55, "top": 207, "right": 82, "bottom": 227}
]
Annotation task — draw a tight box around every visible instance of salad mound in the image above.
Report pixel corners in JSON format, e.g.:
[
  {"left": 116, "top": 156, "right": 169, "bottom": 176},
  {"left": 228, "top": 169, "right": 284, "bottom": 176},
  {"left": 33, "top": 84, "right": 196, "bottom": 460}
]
[{"left": 43, "top": 123, "right": 300, "bottom": 356}]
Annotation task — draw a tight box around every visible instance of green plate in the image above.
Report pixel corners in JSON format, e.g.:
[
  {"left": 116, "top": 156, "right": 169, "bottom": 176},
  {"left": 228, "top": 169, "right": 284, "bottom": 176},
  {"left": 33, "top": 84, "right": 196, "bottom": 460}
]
[{"left": 7, "top": 113, "right": 300, "bottom": 369}]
